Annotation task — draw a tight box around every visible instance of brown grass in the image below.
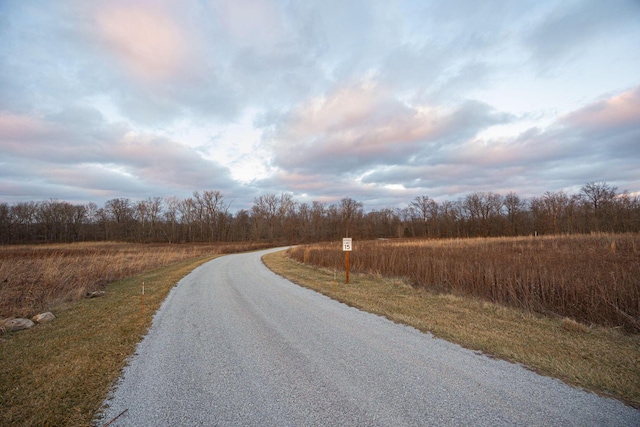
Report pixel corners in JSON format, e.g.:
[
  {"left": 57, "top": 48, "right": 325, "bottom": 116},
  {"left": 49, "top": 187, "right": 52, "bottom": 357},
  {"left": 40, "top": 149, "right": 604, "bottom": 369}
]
[
  {"left": 0, "top": 241, "right": 273, "bottom": 318},
  {"left": 263, "top": 249, "right": 640, "bottom": 408},
  {"left": 287, "top": 234, "right": 640, "bottom": 332}
]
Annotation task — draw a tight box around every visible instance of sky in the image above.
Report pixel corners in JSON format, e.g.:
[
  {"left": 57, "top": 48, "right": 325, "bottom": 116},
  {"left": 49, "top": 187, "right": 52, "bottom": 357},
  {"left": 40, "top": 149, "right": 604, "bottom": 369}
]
[{"left": 1, "top": 0, "right": 639, "bottom": 212}]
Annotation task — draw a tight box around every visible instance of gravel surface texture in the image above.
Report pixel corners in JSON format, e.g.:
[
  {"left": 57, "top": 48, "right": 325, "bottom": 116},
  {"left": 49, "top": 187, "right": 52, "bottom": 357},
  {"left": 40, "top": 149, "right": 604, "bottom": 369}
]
[{"left": 98, "top": 247, "right": 640, "bottom": 426}]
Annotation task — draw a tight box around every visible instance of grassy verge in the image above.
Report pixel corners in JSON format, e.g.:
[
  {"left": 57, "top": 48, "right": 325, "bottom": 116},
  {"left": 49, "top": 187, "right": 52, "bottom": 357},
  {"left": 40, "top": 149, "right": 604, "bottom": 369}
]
[
  {"left": 263, "top": 250, "right": 640, "bottom": 408},
  {"left": 0, "top": 254, "right": 218, "bottom": 426}
]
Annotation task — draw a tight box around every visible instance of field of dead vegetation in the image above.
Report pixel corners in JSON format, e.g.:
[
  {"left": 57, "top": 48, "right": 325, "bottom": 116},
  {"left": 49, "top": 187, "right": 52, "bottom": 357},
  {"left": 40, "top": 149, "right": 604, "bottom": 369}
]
[
  {"left": 288, "top": 234, "right": 640, "bottom": 332},
  {"left": 0, "top": 241, "right": 273, "bottom": 318}
]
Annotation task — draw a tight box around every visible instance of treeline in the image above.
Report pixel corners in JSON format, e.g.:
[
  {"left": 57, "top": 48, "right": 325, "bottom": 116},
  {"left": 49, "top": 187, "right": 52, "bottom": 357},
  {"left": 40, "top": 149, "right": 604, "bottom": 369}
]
[{"left": 0, "top": 182, "right": 638, "bottom": 245}]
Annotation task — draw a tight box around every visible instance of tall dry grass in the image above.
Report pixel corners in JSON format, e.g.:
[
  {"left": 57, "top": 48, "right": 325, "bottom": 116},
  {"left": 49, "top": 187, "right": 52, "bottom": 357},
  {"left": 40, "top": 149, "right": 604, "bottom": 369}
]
[
  {"left": 0, "top": 241, "right": 273, "bottom": 318},
  {"left": 288, "top": 234, "right": 640, "bottom": 332}
]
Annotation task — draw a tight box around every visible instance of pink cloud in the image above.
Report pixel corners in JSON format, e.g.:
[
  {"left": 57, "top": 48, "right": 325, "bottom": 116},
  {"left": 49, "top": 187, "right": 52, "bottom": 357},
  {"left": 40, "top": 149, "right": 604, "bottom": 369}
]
[
  {"left": 270, "top": 79, "right": 512, "bottom": 176},
  {"left": 95, "top": 3, "right": 190, "bottom": 82},
  {"left": 272, "top": 80, "right": 456, "bottom": 168},
  {"left": 272, "top": 171, "right": 331, "bottom": 191},
  {"left": 0, "top": 111, "right": 107, "bottom": 163},
  {"left": 0, "top": 113, "right": 71, "bottom": 160},
  {"left": 0, "top": 112, "right": 51, "bottom": 141},
  {"left": 445, "top": 88, "right": 640, "bottom": 170},
  {"left": 563, "top": 87, "right": 640, "bottom": 131},
  {"left": 97, "top": 131, "right": 234, "bottom": 191},
  {"left": 450, "top": 135, "right": 550, "bottom": 167}
]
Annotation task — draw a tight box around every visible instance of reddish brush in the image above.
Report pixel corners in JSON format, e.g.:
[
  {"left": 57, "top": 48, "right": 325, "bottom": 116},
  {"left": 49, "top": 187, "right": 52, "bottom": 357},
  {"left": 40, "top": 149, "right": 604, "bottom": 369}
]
[{"left": 288, "top": 234, "right": 640, "bottom": 332}]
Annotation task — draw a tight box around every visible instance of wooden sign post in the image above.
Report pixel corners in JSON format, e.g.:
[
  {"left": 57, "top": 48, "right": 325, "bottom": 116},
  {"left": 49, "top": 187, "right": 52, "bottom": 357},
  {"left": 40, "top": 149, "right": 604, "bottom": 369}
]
[{"left": 342, "top": 238, "right": 352, "bottom": 284}]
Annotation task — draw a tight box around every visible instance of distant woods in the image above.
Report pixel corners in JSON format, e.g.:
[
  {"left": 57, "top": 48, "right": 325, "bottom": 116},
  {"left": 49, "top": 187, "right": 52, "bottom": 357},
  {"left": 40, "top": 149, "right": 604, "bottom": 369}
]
[{"left": 1, "top": 183, "right": 638, "bottom": 245}]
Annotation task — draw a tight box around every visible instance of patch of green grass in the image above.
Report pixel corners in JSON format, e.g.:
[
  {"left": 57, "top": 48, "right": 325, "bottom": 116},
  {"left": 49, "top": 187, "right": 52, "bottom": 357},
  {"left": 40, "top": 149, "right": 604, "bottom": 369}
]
[
  {"left": 263, "top": 250, "right": 640, "bottom": 408},
  {"left": 0, "top": 255, "right": 217, "bottom": 426}
]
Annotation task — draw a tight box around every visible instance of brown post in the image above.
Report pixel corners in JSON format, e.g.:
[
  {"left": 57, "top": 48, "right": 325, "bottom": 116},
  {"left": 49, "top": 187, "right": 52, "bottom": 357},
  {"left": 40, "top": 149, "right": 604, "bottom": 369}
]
[{"left": 345, "top": 251, "right": 350, "bottom": 284}]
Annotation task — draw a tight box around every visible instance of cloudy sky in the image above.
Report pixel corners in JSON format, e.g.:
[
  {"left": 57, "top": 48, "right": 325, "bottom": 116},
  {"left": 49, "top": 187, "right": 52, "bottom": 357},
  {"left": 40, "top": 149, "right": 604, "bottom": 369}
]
[{"left": 1, "top": 0, "right": 639, "bottom": 211}]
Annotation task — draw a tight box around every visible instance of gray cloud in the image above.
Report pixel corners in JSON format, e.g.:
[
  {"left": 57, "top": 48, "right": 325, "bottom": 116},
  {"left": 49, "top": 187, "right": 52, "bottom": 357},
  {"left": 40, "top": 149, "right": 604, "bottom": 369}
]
[
  {"left": 0, "top": 105, "right": 242, "bottom": 205},
  {"left": 358, "top": 86, "right": 640, "bottom": 201},
  {"left": 1, "top": 0, "right": 639, "bottom": 211},
  {"left": 524, "top": 0, "right": 640, "bottom": 66}
]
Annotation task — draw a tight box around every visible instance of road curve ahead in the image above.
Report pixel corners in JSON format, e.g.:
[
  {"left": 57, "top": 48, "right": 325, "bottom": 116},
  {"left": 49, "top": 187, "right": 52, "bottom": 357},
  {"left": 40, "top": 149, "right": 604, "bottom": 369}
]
[{"left": 99, "top": 248, "right": 639, "bottom": 426}]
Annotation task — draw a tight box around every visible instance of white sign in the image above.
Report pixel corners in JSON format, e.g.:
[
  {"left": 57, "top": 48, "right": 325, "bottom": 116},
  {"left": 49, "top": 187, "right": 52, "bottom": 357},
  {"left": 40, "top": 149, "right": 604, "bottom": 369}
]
[{"left": 342, "top": 238, "right": 352, "bottom": 251}]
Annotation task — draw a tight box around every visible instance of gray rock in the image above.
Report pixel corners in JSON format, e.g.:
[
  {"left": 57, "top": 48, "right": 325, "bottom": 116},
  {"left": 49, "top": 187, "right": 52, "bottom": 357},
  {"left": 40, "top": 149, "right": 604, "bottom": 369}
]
[
  {"left": 3, "top": 317, "right": 35, "bottom": 331},
  {"left": 33, "top": 312, "right": 56, "bottom": 323},
  {"left": 86, "top": 290, "right": 106, "bottom": 298}
]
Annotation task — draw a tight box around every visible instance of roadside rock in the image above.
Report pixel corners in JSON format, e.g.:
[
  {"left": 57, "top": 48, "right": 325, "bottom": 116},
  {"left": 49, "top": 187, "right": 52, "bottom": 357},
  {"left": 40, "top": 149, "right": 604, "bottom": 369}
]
[
  {"left": 86, "top": 290, "right": 106, "bottom": 298},
  {"left": 2, "top": 317, "right": 35, "bottom": 332},
  {"left": 33, "top": 312, "right": 56, "bottom": 324}
]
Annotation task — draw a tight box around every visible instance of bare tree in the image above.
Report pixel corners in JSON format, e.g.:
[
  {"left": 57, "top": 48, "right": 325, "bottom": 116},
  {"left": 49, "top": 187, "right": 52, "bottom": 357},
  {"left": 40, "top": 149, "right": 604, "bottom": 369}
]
[
  {"left": 36, "top": 200, "right": 65, "bottom": 242},
  {"left": 277, "top": 193, "right": 297, "bottom": 242},
  {"left": 95, "top": 207, "right": 110, "bottom": 240},
  {"left": 462, "top": 192, "right": 503, "bottom": 236},
  {"left": 11, "top": 201, "right": 38, "bottom": 242},
  {"left": 230, "top": 209, "right": 252, "bottom": 241},
  {"left": 0, "top": 203, "right": 10, "bottom": 244},
  {"left": 84, "top": 202, "right": 98, "bottom": 237},
  {"left": 105, "top": 198, "right": 134, "bottom": 240},
  {"left": 410, "top": 196, "right": 439, "bottom": 237},
  {"left": 178, "top": 197, "right": 197, "bottom": 242},
  {"left": 4, "top": 179, "right": 640, "bottom": 245},
  {"left": 530, "top": 191, "right": 571, "bottom": 235},
  {"left": 193, "top": 190, "right": 226, "bottom": 242},
  {"left": 311, "top": 201, "right": 327, "bottom": 241},
  {"left": 439, "top": 200, "right": 462, "bottom": 238},
  {"left": 134, "top": 200, "right": 150, "bottom": 241},
  {"left": 252, "top": 194, "right": 279, "bottom": 241},
  {"left": 503, "top": 192, "right": 526, "bottom": 235},
  {"left": 326, "top": 203, "right": 341, "bottom": 240},
  {"left": 365, "top": 208, "right": 400, "bottom": 238},
  {"left": 147, "top": 197, "right": 163, "bottom": 241},
  {"left": 163, "top": 196, "right": 180, "bottom": 243},
  {"left": 397, "top": 207, "right": 415, "bottom": 237},
  {"left": 339, "top": 198, "right": 363, "bottom": 237},
  {"left": 580, "top": 182, "right": 617, "bottom": 232},
  {"left": 612, "top": 191, "right": 640, "bottom": 233},
  {"left": 297, "top": 203, "right": 311, "bottom": 242}
]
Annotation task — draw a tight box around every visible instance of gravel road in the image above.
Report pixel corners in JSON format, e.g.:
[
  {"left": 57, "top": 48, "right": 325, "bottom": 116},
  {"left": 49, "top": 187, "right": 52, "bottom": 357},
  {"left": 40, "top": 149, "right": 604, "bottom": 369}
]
[{"left": 98, "top": 247, "right": 640, "bottom": 426}]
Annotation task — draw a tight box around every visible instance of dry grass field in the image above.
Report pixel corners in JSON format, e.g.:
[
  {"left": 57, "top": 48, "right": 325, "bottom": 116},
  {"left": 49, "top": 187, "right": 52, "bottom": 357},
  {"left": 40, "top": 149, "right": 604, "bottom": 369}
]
[
  {"left": 0, "top": 241, "right": 273, "bottom": 319},
  {"left": 288, "top": 234, "right": 640, "bottom": 332}
]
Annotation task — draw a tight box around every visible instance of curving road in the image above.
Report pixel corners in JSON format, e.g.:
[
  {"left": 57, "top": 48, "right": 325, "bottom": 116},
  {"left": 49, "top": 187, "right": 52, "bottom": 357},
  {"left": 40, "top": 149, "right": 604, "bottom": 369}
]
[{"left": 98, "top": 248, "right": 639, "bottom": 426}]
